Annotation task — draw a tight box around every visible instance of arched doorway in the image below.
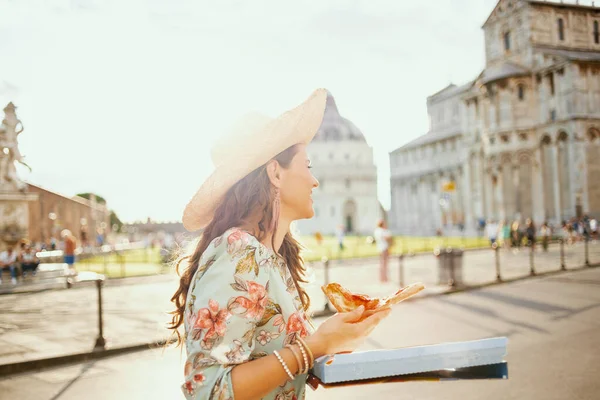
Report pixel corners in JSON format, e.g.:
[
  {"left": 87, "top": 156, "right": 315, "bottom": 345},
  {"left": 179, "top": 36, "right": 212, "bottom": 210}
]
[{"left": 343, "top": 199, "right": 357, "bottom": 233}]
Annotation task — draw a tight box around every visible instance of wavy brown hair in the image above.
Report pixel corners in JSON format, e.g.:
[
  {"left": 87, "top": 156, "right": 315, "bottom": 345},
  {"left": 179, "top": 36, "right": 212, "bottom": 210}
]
[{"left": 168, "top": 145, "right": 311, "bottom": 347}]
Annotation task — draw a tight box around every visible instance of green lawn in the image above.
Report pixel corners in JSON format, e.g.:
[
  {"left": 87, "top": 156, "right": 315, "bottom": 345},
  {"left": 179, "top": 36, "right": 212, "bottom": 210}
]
[
  {"left": 75, "top": 235, "right": 489, "bottom": 277},
  {"left": 298, "top": 235, "right": 490, "bottom": 262}
]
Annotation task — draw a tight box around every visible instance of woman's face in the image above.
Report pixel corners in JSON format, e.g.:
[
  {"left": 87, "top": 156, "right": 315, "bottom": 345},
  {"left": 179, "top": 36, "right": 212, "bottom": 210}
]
[{"left": 279, "top": 145, "right": 319, "bottom": 221}]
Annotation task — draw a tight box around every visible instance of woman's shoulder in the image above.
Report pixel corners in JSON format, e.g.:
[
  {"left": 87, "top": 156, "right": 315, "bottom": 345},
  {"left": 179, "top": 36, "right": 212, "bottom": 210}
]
[{"left": 198, "top": 227, "right": 274, "bottom": 277}]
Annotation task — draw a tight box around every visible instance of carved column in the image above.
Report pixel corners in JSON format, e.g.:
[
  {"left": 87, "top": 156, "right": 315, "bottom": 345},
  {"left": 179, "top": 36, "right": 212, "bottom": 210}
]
[
  {"left": 512, "top": 162, "right": 521, "bottom": 219},
  {"left": 550, "top": 143, "right": 562, "bottom": 224},
  {"left": 462, "top": 158, "right": 474, "bottom": 231},
  {"left": 495, "top": 167, "right": 506, "bottom": 221},
  {"left": 532, "top": 147, "right": 546, "bottom": 224}
]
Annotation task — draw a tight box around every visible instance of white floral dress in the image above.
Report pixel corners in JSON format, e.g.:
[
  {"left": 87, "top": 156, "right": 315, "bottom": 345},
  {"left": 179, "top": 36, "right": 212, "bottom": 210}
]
[{"left": 182, "top": 228, "right": 313, "bottom": 400}]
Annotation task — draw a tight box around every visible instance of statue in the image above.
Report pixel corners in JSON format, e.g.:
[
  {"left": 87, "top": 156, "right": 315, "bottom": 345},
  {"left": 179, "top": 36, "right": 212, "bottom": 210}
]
[{"left": 0, "top": 102, "right": 30, "bottom": 192}]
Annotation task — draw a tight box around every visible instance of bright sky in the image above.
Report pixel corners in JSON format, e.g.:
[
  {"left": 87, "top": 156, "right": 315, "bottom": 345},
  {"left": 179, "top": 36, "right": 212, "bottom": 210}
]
[{"left": 2, "top": 0, "right": 583, "bottom": 223}]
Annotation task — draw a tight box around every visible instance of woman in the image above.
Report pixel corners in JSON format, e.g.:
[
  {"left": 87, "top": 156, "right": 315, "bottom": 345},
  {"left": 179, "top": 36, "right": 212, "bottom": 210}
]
[{"left": 169, "top": 89, "right": 391, "bottom": 400}]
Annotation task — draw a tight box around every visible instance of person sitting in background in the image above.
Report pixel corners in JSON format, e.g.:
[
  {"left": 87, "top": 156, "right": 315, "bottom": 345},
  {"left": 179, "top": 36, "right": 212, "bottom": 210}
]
[
  {"left": 20, "top": 245, "right": 40, "bottom": 278},
  {"left": 0, "top": 247, "right": 18, "bottom": 285}
]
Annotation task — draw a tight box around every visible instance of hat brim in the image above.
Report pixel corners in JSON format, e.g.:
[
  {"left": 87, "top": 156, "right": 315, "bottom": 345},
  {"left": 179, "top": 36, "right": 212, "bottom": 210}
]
[{"left": 182, "top": 88, "right": 328, "bottom": 232}]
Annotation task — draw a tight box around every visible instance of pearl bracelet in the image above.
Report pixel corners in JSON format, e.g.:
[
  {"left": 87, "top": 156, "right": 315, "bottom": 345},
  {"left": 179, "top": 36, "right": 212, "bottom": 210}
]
[
  {"left": 295, "top": 340, "right": 309, "bottom": 374},
  {"left": 273, "top": 350, "right": 294, "bottom": 381},
  {"left": 297, "top": 336, "right": 314, "bottom": 370}
]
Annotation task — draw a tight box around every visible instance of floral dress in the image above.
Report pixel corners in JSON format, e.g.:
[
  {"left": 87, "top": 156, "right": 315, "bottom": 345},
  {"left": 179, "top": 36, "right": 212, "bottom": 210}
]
[{"left": 182, "top": 227, "right": 313, "bottom": 400}]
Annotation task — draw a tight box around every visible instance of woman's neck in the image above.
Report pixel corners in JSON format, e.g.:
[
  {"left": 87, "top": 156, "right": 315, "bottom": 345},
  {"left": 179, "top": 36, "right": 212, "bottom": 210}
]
[{"left": 240, "top": 214, "right": 292, "bottom": 253}]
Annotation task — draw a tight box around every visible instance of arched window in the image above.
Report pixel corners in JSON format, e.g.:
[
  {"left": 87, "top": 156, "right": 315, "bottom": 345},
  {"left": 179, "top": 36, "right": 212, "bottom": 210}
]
[
  {"left": 518, "top": 84, "right": 525, "bottom": 101},
  {"left": 558, "top": 18, "right": 565, "bottom": 41},
  {"left": 594, "top": 21, "right": 599, "bottom": 44}
]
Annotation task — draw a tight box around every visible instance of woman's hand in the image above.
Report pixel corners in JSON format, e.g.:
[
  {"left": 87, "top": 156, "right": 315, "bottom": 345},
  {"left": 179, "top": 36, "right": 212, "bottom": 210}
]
[{"left": 304, "top": 305, "right": 391, "bottom": 358}]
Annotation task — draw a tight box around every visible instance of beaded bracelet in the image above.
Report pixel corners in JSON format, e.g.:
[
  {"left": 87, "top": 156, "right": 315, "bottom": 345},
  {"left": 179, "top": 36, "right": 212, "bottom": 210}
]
[
  {"left": 273, "top": 350, "right": 294, "bottom": 380},
  {"left": 285, "top": 344, "right": 303, "bottom": 375},
  {"left": 295, "top": 340, "right": 309, "bottom": 374},
  {"left": 296, "top": 337, "right": 314, "bottom": 370}
]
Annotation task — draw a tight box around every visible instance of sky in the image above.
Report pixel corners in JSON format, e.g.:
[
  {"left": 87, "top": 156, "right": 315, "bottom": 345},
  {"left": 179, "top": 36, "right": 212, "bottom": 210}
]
[{"left": 1, "top": 0, "right": 587, "bottom": 223}]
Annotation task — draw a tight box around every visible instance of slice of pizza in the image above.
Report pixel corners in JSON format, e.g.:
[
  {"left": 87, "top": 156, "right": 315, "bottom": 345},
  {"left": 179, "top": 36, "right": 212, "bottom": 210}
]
[{"left": 321, "top": 282, "right": 425, "bottom": 313}]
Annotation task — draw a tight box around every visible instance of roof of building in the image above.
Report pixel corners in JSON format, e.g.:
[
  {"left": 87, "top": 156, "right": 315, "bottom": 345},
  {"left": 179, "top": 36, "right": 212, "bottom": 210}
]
[
  {"left": 483, "top": 0, "right": 599, "bottom": 28},
  {"left": 537, "top": 46, "right": 600, "bottom": 62},
  {"left": 476, "top": 62, "right": 530, "bottom": 85},
  {"left": 312, "top": 91, "right": 367, "bottom": 143},
  {"left": 427, "top": 81, "right": 474, "bottom": 103},
  {"left": 393, "top": 128, "right": 462, "bottom": 153}
]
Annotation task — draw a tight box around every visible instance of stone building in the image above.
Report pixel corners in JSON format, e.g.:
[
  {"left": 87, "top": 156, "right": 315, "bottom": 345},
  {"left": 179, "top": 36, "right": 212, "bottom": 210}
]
[
  {"left": 295, "top": 92, "right": 382, "bottom": 235},
  {"left": 26, "top": 183, "right": 111, "bottom": 246},
  {"left": 389, "top": 0, "right": 600, "bottom": 235}
]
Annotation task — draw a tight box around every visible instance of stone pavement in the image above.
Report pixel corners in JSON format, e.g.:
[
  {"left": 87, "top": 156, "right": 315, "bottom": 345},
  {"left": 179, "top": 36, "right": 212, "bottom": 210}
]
[
  {"left": 2, "top": 267, "right": 599, "bottom": 399},
  {"left": 0, "top": 240, "right": 598, "bottom": 372}
]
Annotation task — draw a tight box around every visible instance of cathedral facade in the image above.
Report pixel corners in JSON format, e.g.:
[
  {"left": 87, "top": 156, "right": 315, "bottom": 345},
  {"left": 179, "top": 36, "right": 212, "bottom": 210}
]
[
  {"left": 389, "top": 0, "right": 600, "bottom": 235},
  {"left": 295, "top": 92, "right": 381, "bottom": 235}
]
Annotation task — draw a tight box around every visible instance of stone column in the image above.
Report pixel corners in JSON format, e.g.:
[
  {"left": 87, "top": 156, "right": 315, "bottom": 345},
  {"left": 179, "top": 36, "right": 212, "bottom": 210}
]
[
  {"left": 484, "top": 167, "right": 494, "bottom": 220},
  {"left": 567, "top": 136, "right": 577, "bottom": 217},
  {"left": 512, "top": 162, "right": 520, "bottom": 219},
  {"left": 550, "top": 143, "right": 562, "bottom": 224},
  {"left": 462, "top": 159, "right": 474, "bottom": 232},
  {"left": 579, "top": 140, "right": 590, "bottom": 213},
  {"left": 532, "top": 147, "right": 546, "bottom": 224},
  {"left": 495, "top": 167, "right": 506, "bottom": 221}
]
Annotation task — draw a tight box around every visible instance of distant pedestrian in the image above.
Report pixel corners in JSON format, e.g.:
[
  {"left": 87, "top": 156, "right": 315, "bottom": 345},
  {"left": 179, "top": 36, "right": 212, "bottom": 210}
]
[
  {"left": 486, "top": 219, "right": 499, "bottom": 247},
  {"left": 511, "top": 220, "right": 521, "bottom": 248},
  {"left": 314, "top": 231, "right": 323, "bottom": 246},
  {"left": 590, "top": 217, "right": 598, "bottom": 240},
  {"left": 0, "top": 246, "right": 18, "bottom": 285},
  {"left": 374, "top": 219, "right": 393, "bottom": 283},
  {"left": 61, "top": 229, "right": 77, "bottom": 275},
  {"left": 500, "top": 220, "right": 511, "bottom": 249},
  {"left": 525, "top": 218, "right": 536, "bottom": 250},
  {"left": 336, "top": 224, "right": 345, "bottom": 252},
  {"left": 540, "top": 222, "right": 551, "bottom": 251}
]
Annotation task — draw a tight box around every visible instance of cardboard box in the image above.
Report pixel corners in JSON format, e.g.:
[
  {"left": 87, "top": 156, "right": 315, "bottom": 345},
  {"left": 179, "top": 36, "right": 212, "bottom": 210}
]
[{"left": 309, "top": 337, "right": 507, "bottom": 387}]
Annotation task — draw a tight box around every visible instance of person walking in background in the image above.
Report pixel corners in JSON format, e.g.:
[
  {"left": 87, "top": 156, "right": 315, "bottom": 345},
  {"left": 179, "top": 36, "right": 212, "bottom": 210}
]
[
  {"left": 486, "top": 219, "right": 499, "bottom": 248},
  {"left": 540, "top": 222, "right": 551, "bottom": 252},
  {"left": 0, "top": 246, "right": 18, "bottom": 285},
  {"left": 525, "top": 218, "right": 536, "bottom": 250},
  {"left": 500, "top": 220, "right": 511, "bottom": 249},
  {"left": 61, "top": 229, "right": 77, "bottom": 275},
  {"left": 335, "top": 224, "right": 345, "bottom": 252},
  {"left": 374, "top": 219, "right": 393, "bottom": 283},
  {"left": 590, "top": 217, "right": 598, "bottom": 241},
  {"left": 511, "top": 220, "right": 521, "bottom": 249}
]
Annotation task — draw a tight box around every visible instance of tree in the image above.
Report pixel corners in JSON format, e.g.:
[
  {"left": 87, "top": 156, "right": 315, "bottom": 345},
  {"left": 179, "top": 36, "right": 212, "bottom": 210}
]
[
  {"left": 76, "top": 192, "right": 106, "bottom": 204},
  {"left": 110, "top": 210, "right": 123, "bottom": 233}
]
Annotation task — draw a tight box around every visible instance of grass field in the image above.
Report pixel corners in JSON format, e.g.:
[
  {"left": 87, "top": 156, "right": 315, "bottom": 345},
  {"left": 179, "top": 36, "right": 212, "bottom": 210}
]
[
  {"left": 76, "top": 236, "right": 489, "bottom": 272},
  {"left": 299, "top": 235, "right": 490, "bottom": 262}
]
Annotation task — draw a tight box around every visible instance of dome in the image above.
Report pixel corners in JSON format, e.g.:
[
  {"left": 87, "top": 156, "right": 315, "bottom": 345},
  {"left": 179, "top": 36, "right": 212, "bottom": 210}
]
[{"left": 313, "top": 91, "right": 366, "bottom": 142}]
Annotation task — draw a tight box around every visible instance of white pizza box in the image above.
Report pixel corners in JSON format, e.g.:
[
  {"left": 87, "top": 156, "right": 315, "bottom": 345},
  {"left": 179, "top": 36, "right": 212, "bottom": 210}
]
[{"left": 311, "top": 337, "right": 507, "bottom": 384}]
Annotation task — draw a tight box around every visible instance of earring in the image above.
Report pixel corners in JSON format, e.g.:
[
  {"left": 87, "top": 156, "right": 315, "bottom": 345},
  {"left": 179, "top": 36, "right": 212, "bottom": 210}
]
[{"left": 270, "top": 188, "right": 281, "bottom": 233}]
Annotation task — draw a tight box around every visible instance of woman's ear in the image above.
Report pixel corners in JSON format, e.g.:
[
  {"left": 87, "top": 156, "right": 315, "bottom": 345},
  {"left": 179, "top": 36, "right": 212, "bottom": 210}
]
[{"left": 266, "top": 160, "right": 282, "bottom": 188}]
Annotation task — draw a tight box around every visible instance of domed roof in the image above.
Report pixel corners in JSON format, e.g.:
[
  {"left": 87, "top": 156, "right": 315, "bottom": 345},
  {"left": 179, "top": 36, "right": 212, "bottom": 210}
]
[{"left": 313, "top": 91, "right": 366, "bottom": 142}]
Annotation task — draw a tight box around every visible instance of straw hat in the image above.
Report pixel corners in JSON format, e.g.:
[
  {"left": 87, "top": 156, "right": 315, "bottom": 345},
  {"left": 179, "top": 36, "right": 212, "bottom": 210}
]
[{"left": 182, "top": 88, "right": 328, "bottom": 232}]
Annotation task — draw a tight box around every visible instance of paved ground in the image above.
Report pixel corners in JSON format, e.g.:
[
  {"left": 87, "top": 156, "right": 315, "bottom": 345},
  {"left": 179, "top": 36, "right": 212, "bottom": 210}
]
[
  {"left": 0, "top": 241, "right": 598, "bottom": 367},
  {"left": 1, "top": 267, "right": 598, "bottom": 399}
]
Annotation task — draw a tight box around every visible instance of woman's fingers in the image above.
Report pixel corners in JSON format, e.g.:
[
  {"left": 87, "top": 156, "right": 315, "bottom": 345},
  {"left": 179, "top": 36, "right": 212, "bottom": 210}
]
[{"left": 356, "top": 307, "right": 391, "bottom": 331}]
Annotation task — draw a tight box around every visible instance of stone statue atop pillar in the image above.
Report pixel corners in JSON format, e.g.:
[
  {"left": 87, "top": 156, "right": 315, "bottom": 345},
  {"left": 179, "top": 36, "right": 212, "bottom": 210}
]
[
  {"left": 0, "top": 102, "right": 37, "bottom": 250},
  {"left": 0, "top": 102, "right": 29, "bottom": 192}
]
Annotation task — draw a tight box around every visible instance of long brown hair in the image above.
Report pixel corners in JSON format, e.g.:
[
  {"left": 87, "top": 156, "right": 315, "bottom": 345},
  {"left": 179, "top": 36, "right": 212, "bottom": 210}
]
[{"left": 168, "top": 145, "right": 311, "bottom": 347}]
